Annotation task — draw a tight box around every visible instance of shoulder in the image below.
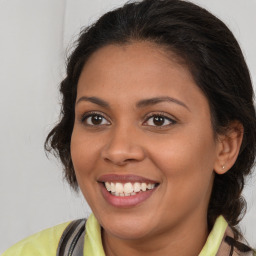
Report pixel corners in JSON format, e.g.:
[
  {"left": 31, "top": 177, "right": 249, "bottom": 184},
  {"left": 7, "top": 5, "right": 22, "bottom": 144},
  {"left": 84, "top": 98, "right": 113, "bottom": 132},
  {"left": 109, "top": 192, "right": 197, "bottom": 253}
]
[
  {"left": 218, "top": 225, "right": 256, "bottom": 256},
  {"left": 1, "top": 221, "right": 71, "bottom": 256}
]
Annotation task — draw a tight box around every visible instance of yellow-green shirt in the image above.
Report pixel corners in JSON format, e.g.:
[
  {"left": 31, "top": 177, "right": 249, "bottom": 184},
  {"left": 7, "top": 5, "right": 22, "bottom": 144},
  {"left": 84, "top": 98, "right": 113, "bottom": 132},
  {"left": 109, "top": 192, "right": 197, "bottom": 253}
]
[
  {"left": 83, "top": 214, "right": 228, "bottom": 256},
  {"left": 2, "top": 214, "right": 252, "bottom": 256}
]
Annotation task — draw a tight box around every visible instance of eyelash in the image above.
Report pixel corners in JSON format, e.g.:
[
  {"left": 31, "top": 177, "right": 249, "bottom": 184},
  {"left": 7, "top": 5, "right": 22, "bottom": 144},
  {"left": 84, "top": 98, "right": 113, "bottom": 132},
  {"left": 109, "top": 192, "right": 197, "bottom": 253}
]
[
  {"left": 143, "top": 112, "right": 177, "bottom": 128},
  {"left": 80, "top": 111, "right": 177, "bottom": 128},
  {"left": 80, "top": 111, "right": 110, "bottom": 126}
]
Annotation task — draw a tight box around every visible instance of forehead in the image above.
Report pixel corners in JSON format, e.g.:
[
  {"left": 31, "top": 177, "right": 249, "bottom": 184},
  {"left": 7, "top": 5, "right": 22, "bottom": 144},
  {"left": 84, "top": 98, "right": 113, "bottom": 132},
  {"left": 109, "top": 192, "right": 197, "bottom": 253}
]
[
  {"left": 79, "top": 41, "right": 191, "bottom": 81},
  {"left": 77, "top": 42, "right": 208, "bottom": 111}
]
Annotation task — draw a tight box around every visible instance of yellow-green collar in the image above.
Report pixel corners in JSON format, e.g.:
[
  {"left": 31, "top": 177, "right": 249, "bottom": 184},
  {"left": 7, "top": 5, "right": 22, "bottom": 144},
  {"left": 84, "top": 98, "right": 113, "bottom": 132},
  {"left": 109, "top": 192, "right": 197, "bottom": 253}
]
[
  {"left": 84, "top": 214, "right": 228, "bottom": 256},
  {"left": 199, "top": 216, "right": 228, "bottom": 256},
  {"left": 84, "top": 214, "right": 105, "bottom": 256}
]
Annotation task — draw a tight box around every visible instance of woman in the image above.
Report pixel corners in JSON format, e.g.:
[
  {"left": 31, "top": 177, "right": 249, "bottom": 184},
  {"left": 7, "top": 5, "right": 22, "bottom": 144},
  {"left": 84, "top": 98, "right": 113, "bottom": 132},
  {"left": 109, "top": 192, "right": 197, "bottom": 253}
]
[{"left": 2, "top": 0, "right": 255, "bottom": 255}]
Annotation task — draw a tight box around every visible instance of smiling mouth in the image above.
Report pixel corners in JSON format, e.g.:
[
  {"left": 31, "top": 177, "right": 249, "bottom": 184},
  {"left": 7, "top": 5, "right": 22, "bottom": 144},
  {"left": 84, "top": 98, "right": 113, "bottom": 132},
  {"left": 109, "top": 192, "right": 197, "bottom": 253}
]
[
  {"left": 98, "top": 174, "right": 160, "bottom": 206},
  {"left": 103, "top": 182, "right": 158, "bottom": 197}
]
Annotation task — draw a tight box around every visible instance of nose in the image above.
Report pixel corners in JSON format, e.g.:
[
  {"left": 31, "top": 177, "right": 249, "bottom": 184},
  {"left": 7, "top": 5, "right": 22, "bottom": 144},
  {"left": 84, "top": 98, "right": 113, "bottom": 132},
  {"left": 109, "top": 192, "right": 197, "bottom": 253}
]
[{"left": 101, "top": 126, "right": 146, "bottom": 166}]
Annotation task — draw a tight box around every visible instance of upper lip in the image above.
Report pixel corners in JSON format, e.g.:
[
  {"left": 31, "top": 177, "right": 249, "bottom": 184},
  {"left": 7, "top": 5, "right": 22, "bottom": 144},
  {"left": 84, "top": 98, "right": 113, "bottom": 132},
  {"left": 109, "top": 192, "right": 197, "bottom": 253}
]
[{"left": 98, "top": 174, "right": 159, "bottom": 184}]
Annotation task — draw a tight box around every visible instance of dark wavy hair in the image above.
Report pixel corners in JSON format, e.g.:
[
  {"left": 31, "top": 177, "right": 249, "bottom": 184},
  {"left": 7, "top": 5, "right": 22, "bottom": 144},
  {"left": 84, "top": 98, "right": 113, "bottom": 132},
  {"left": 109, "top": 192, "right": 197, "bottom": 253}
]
[{"left": 45, "top": 0, "right": 256, "bottom": 236}]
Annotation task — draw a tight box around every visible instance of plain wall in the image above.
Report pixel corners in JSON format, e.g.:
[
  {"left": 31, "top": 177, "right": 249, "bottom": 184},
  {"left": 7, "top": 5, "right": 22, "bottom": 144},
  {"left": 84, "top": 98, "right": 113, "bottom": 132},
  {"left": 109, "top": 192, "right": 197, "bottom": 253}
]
[{"left": 0, "top": 0, "right": 255, "bottom": 253}]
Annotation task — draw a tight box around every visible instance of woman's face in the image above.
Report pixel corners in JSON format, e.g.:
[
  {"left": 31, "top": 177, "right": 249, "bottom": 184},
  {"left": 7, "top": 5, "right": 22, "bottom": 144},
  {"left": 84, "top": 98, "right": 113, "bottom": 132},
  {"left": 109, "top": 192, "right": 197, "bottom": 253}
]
[{"left": 71, "top": 42, "right": 221, "bottom": 240}]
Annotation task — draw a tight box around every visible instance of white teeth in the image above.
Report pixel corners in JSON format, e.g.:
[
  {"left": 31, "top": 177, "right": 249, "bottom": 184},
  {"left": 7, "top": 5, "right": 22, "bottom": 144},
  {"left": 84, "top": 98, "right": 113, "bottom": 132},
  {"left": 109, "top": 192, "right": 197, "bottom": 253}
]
[
  {"left": 110, "top": 182, "right": 115, "bottom": 193},
  {"left": 104, "top": 181, "right": 157, "bottom": 196},
  {"left": 134, "top": 182, "right": 141, "bottom": 192},
  {"left": 115, "top": 183, "right": 123, "bottom": 194},
  {"left": 141, "top": 183, "right": 147, "bottom": 191},
  {"left": 105, "top": 182, "right": 111, "bottom": 191},
  {"left": 124, "top": 182, "right": 133, "bottom": 194},
  {"left": 148, "top": 184, "right": 155, "bottom": 189}
]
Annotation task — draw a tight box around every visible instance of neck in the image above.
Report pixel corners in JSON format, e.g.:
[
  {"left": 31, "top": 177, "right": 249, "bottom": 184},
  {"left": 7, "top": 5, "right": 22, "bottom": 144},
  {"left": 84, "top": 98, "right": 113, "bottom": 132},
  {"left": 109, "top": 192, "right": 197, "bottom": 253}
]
[{"left": 102, "top": 213, "right": 209, "bottom": 256}]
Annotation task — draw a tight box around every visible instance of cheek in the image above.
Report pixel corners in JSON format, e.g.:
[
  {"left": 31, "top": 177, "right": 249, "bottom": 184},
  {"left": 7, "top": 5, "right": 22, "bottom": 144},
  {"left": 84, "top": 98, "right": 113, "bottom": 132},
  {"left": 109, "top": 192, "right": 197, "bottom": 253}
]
[
  {"left": 150, "top": 127, "right": 216, "bottom": 196},
  {"left": 152, "top": 128, "right": 216, "bottom": 170},
  {"left": 70, "top": 128, "right": 99, "bottom": 182},
  {"left": 149, "top": 134, "right": 216, "bottom": 223},
  {"left": 70, "top": 129, "right": 103, "bottom": 208}
]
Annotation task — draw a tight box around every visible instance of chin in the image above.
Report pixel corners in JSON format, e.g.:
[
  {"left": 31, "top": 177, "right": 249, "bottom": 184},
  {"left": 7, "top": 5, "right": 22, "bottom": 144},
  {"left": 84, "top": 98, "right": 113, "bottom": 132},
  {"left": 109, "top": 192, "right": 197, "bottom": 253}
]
[
  {"left": 101, "top": 214, "right": 157, "bottom": 240},
  {"left": 105, "top": 224, "right": 153, "bottom": 240}
]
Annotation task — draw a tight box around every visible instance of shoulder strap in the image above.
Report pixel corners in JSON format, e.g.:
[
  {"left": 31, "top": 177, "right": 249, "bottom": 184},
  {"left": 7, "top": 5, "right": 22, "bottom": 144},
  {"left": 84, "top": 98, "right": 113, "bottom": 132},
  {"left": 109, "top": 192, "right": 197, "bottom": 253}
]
[
  {"left": 57, "top": 219, "right": 86, "bottom": 256},
  {"left": 224, "top": 236, "right": 255, "bottom": 256}
]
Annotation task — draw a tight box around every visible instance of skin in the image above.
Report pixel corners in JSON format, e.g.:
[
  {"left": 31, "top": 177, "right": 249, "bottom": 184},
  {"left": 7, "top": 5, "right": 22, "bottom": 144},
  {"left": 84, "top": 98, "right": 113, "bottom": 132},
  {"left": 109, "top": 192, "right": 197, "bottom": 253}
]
[{"left": 71, "top": 42, "right": 242, "bottom": 256}]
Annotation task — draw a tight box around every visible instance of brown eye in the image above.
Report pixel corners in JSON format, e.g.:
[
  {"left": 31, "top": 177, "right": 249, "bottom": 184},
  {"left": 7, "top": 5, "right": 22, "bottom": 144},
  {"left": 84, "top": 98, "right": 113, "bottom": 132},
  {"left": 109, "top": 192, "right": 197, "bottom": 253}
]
[
  {"left": 91, "top": 115, "right": 103, "bottom": 125},
  {"left": 152, "top": 116, "right": 165, "bottom": 126},
  {"left": 144, "top": 114, "right": 176, "bottom": 127},
  {"left": 82, "top": 114, "right": 110, "bottom": 126}
]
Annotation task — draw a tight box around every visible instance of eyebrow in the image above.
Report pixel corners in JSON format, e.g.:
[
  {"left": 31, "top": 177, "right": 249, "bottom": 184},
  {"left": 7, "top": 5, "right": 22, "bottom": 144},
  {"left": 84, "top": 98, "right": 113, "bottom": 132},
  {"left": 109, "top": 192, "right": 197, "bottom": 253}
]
[
  {"left": 76, "top": 96, "right": 110, "bottom": 108},
  {"left": 136, "top": 96, "right": 190, "bottom": 111},
  {"left": 76, "top": 96, "right": 190, "bottom": 111}
]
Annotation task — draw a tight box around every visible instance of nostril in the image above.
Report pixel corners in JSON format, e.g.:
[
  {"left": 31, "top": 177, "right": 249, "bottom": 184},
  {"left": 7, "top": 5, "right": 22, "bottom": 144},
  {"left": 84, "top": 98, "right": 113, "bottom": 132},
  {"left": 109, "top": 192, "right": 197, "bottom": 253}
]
[
  {"left": 101, "top": 135, "right": 146, "bottom": 164},
  {"left": 102, "top": 146, "right": 146, "bottom": 165},
  {"left": 103, "top": 157, "right": 128, "bottom": 166}
]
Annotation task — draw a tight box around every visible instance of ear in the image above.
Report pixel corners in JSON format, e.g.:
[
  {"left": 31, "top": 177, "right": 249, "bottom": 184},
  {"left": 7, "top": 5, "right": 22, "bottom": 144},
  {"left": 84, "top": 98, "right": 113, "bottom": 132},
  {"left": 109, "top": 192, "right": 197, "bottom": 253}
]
[{"left": 214, "top": 121, "right": 244, "bottom": 174}]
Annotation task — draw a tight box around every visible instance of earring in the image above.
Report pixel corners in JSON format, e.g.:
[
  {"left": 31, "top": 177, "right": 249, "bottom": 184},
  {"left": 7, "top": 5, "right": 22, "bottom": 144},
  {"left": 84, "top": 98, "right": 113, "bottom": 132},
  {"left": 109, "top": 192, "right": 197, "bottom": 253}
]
[{"left": 222, "top": 165, "right": 225, "bottom": 170}]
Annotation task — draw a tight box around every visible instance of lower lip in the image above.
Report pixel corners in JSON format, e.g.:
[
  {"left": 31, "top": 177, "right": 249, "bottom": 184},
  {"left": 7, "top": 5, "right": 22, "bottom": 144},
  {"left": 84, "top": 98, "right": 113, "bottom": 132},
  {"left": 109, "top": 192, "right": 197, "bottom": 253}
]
[{"left": 99, "top": 183, "right": 157, "bottom": 208}]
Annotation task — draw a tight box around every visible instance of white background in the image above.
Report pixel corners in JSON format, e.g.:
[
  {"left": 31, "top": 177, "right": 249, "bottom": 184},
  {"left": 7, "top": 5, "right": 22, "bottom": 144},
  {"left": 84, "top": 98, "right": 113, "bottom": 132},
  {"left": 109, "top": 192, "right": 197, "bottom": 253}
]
[{"left": 0, "top": 0, "right": 255, "bottom": 253}]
